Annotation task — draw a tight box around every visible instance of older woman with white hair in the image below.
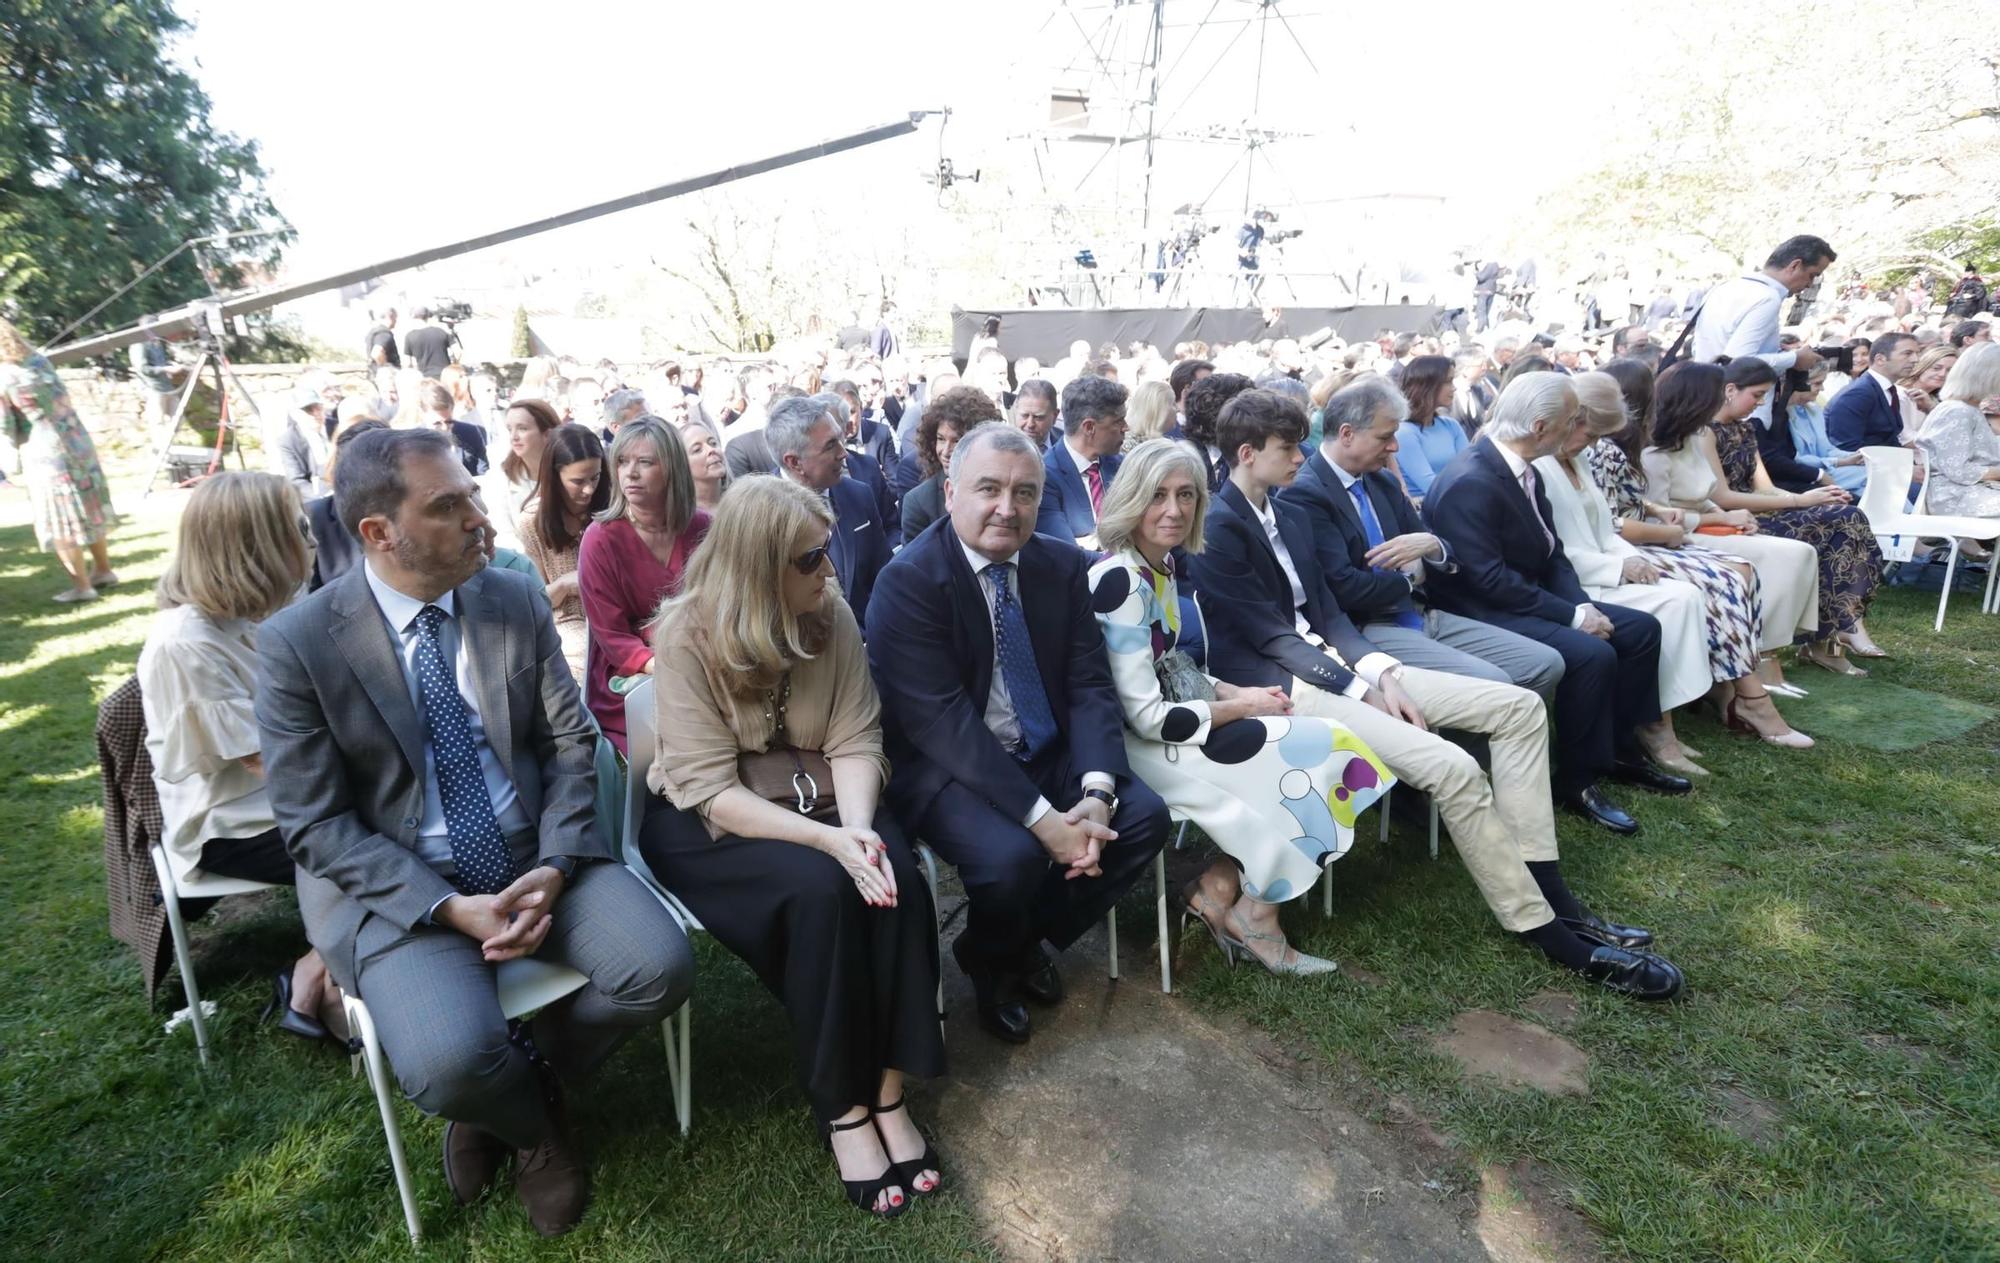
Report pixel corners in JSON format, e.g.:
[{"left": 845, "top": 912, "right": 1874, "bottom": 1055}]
[
  {"left": 1914, "top": 341, "right": 2000, "bottom": 518},
  {"left": 1539, "top": 374, "right": 1808, "bottom": 757},
  {"left": 1086, "top": 439, "right": 1393, "bottom": 975}
]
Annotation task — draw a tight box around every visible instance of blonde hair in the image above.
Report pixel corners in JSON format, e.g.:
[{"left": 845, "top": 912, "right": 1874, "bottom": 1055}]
[
  {"left": 1569, "top": 371, "right": 1629, "bottom": 435},
  {"left": 0, "top": 317, "right": 32, "bottom": 365},
  {"left": 1900, "top": 345, "right": 1957, "bottom": 390},
  {"left": 439, "top": 363, "right": 474, "bottom": 414},
  {"left": 1096, "top": 438, "right": 1210, "bottom": 557},
  {"left": 1124, "top": 380, "right": 1176, "bottom": 446},
  {"left": 157, "top": 472, "right": 308, "bottom": 622},
  {"left": 600, "top": 418, "right": 696, "bottom": 535},
  {"left": 658, "top": 476, "right": 836, "bottom": 697},
  {"left": 1938, "top": 341, "right": 2000, "bottom": 405},
  {"left": 389, "top": 367, "right": 426, "bottom": 428}
]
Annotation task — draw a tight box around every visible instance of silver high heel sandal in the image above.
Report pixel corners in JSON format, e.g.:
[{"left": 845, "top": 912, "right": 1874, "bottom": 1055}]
[
  {"left": 1179, "top": 883, "right": 1243, "bottom": 968},
  {"left": 1225, "top": 909, "right": 1340, "bottom": 977}
]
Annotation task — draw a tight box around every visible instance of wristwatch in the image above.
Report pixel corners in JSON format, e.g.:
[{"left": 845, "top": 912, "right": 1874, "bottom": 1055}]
[
  {"left": 1083, "top": 787, "right": 1118, "bottom": 812},
  {"left": 544, "top": 855, "right": 578, "bottom": 882}
]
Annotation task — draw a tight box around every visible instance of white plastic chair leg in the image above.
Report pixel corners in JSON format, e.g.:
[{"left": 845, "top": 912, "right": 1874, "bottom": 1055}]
[
  {"left": 1984, "top": 551, "right": 1999, "bottom": 614},
  {"left": 661, "top": 1001, "right": 690, "bottom": 1137},
  {"left": 347, "top": 996, "right": 423, "bottom": 1243},
  {"left": 1321, "top": 863, "right": 1333, "bottom": 917},
  {"left": 1936, "top": 541, "right": 1961, "bottom": 632},
  {"left": 1154, "top": 848, "right": 1171, "bottom": 994},
  {"left": 916, "top": 844, "right": 944, "bottom": 1021},
  {"left": 1106, "top": 904, "right": 1120, "bottom": 980},
  {"left": 1429, "top": 799, "right": 1440, "bottom": 861},
  {"left": 150, "top": 845, "right": 211, "bottom": 1067},
  {"left": 1377, "top": 786, "right": 1391, "bottom": 844}
]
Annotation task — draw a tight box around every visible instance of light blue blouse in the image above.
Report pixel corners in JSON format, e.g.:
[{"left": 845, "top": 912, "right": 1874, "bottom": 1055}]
[{"left": 1394, "top": 413, "right": 1469, "bottom": 499}]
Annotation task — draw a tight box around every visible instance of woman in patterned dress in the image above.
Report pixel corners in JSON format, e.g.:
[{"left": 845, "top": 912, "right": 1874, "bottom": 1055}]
[
  {"left": 1086, "top": 439, "right": 1394, "bottom": 976},
  {"left": 516, "top": 423, "right": 608, "bottom": 686},
  {"left": 1648, "top": 360, "right": 1883, "bottom": 677},
  {"left": 0, "top": 318, "right": 118, "bottom": 601}
]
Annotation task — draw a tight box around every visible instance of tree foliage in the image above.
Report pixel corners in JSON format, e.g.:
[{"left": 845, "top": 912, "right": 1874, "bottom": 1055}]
[{"left": 0, "top": 1, "right": 288, "bottom": 348}]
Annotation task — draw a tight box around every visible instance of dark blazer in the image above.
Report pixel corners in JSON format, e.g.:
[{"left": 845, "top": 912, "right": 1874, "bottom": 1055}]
[
  {"left": 1824, "top": 374, "right": 1903, "bottom": 451},
  {"left": 450, "top": 420, "right": 489, "bottom": 477},
  {"left": 1282, "top": 449, "right": 1454, "bottom": 624},
  {"left": 1754, "top": 409, "right": 1822, "bottom": 493},
  {"left": 253, "top": 563, "right": 603, "bottom": 987},
  {"left": 827, "top": 474, "right": 892, "bottom": 623},
  {"left": 1421, "top": 437, "right": 1590, "bottom": 626},
  {"left": 845, "top": 448, "right": 901, "bottom": 548},
  {"left": 900, "top": 473, "right": 945, "bottom": 542},
  {"left": 866, "top": 525, "right": 1129, "bottom": 823},
  {"left": 890, "top": 444, "right": 927, "bottom": 501},
  {"left": 725, "top": 427, "right": 780, "bottom": 480},
  {"left": 305, "top": 493, "right": 361, "bottom": 591},
  {"left": 857, "top": 414, "right": 898, "bottom": 473},
  {"left": 1039, "top": 440, "right": 1121, "bottom": 542},
  {"left": 1189, "top": 482, "right": 1369, "bottom": 696},
  {"left": 1164, "top": 424, "right": 1225, "bottom": 493}
]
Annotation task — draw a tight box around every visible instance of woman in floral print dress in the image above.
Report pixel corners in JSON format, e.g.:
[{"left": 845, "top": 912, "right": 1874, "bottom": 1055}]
[{"left": 1, "top": 318, "right": 118, "bottom": 601}]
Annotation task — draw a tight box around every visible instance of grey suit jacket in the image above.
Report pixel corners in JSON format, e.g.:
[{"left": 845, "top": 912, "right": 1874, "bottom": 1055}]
[
  {"left": 254, "top": 562, "right": 605, "bottom": 987},
  {"left": 267, "top": 415, "right": 320, "bottom": 497}
]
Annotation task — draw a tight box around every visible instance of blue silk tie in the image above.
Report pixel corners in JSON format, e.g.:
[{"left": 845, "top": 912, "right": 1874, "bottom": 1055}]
[
  {"left": 983, "top": 564, "right": 1058, "bottom": 761},
  {"left": 1348, "top": 480, "right": 1423, "bottom": 631},
  {"left": 413, "top": 604, "right": 517, "bottom": 895}
]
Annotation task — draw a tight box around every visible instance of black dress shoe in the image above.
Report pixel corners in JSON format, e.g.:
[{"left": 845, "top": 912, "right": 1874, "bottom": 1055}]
[
  {"left": 1558, "top": 786, "right": 1638, "bottom": 835},
  {"left": 1576, "top": 945, "right": 1684, "bottom": 1001},
  {"left": 952, "top": 935, "right": 1030, "bottom": 1044},
  {"left": 1561, "top": 908, "right": 1653, "bottom": 950},
  {"left": 1607, "top": 760, "right": 1692, "bottom": 796},
  {"left": 261, "top": 968, "right": 332, "bottom": 1044},
  {"left": 1012, "top": 945, "right": 1065, "bottom": 1007}
]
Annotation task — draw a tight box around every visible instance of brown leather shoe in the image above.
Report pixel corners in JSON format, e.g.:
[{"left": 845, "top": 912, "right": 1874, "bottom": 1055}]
[
  {"left": 514, "top": 1077, "right": 588, "bottom": 1236},
  {"left": 442, "top": 1121, "right": 508, "bottom": 1206}
]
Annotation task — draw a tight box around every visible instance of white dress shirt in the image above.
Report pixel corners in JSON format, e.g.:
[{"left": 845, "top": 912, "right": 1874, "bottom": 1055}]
[
  {"left": 364, "top": 562, "right": 530, "bottom": 874},
  {"left": 958, "top": 539, "right": 1114, "bottom": 826},
  {"left": 1489, "top": 440, "right": 1591, "bottom": 629},
  {"left": 1690, "top": 272, "right": 1799, "bottom": 425},
  {"left": 1242, "top": 492, "right": 1388, "bottom": 699}
]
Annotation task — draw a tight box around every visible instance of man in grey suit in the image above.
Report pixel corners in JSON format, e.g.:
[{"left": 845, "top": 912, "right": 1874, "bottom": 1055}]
[
  {"left": 255, "top": 427, "right": 692, "bottom": 1236},
  {"left": 266, "top": 384, "right": 326, "bottom": 498}
]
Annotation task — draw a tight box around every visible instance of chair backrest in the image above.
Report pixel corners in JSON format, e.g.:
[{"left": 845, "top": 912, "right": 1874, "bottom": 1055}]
[
  {"left": 1856, "top": 445, "right": 1918, "bottom": 562},
  {"left": 621, "top": 678, "right": 656, "bottom": 876}
]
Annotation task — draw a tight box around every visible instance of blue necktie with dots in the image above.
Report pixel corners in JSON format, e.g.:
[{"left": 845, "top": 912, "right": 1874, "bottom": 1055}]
[
  {"left": 413, "top": 604, "right": 517, "bottom": 895},
  {"left": 983, "top": 564, "right": 1058, "bottom": 761}
]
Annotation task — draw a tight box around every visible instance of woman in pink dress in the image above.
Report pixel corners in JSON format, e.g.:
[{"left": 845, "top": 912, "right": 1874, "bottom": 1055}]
[{"left": 577, "top": 417, "right": 710, "bottom": 752}]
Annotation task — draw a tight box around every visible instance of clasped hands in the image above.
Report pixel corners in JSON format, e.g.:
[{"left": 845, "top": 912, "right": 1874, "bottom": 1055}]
[
  {"left": 1032, "top": 796, "right": 1118, "bottom": 881},
  {"left": 438, "top": 864, "right": 569, "bottom": 962}
]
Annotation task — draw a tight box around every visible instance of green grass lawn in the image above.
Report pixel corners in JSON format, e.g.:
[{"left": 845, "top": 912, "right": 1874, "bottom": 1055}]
[{"left": 2, "top": 480, "right": 1997, "bottom": 1261}]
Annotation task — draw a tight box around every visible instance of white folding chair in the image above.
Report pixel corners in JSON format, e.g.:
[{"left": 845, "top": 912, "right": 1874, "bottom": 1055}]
[
  {"left": 148, "top": 841, "right": 280, "bottom": 1066},
  {"left": 619, "top": 678, "right": 696, "bottom": 1136},
  {"left": 1858, "top": 445, "right": 2000, "bottom": 630},
  {"left": 345, "top": 956, "right": 588, "bottom": 1243}
]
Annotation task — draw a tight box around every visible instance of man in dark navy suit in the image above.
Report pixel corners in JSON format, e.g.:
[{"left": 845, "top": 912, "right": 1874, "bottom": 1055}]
[
  {"left": 1281, "top": 376, "right": 1564, "bottom": 697},
  {"left": 1037, "top": 375, "right": 1129, "bottom": 546},
  {"left": 1192, "top": 389, "right": 1683, "bottom": 1001},
  {"left": 1423, "top": 373, "right": 1689, "bottom": 836},
  {"left": 828, "top": 385, "right": 900, "bottom": 547},
  {"left": 1011, "top": 379, "right": 1060, "bottom": 453},
  {"left": 866, "top": 425, "right": 1170, "bottom": 1043},
  {"left": 1825, "top": 331, "right": 1919, "bottom": 452},
  {"left": 767, "top": 396, "right": 892, "bottom": 624}
]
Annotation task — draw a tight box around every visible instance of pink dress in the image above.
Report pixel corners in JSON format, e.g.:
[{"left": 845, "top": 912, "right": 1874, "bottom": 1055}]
[{"left": 577, "top": 511, "right": 711, "bottom": 752}]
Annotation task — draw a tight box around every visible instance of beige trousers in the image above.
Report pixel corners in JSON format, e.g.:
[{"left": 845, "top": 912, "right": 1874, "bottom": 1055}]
[{"left": 1292, "top": 666, "right": 1556, "bottom": 933}]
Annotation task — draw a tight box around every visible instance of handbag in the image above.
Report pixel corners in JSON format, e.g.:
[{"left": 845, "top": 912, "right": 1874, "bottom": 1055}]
[
  {"left": 735, "top": 674, "right": 838, "bottom": 821},
  {"left": 1153, "top": 647, "right": 1216, "bottom": 703}
]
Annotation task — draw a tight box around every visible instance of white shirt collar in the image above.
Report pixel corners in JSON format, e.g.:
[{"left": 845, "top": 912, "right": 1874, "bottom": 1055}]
[
  {"left": 1487, "top": 436, "right": 1533, "bottom": 480},
  {"left": 364, "top": 560, "right": 455, "bottom": 634},
  {"left": 1867, "top": 368, "right": 1897, "bottom": 396},
  {"left": 1246, "top": 489, "right": 1278, "bottom": 528},
  {"left": 1064, "top": 435, "right": 1098, "bottom": 471},
  {"left": 1324, "top": 452, "right": 1364, "bottom": 490},
  {"left": 958, "top": 536, "right": 1021, "bottom": 578}
]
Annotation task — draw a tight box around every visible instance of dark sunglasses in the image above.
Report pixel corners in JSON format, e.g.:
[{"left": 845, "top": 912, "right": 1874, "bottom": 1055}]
[{"left": 792, "top": 535, "right": 833, "bottom": 574}]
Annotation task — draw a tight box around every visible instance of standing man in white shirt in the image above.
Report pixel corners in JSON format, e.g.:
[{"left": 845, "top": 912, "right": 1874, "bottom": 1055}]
[{"left": 1688, "top": 235, "right": 1835, "bottom": 424}]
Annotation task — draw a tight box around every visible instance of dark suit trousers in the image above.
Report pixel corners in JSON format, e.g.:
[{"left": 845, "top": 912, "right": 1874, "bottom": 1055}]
[
  {"left": 638, "top": 798, "right": 945, "bottom": 1122},
  {"left": 1486, "top": 602, "right": 1662, "bottom": 796},
  {"left": 355, "top": 840, "right": 694, "bottom": 1150},
  {"left": 913, "top": 750, "right": 1169, "bottom": 971}
]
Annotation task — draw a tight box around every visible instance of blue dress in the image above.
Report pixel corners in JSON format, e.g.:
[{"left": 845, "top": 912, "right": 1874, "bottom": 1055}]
[{"left": 1394, "top": 414, "right": 1468, "bottom": 500}]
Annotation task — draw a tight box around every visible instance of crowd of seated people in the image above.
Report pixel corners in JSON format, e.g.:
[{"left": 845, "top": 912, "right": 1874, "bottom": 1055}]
[{"left": 117, "top": 229, "right": 2000, "bottom": 1237}]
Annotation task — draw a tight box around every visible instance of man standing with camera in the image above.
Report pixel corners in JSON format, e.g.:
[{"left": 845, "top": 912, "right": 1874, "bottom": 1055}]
[{"left": 1689, "top": 236, "right": 1834, "bottom": 426}]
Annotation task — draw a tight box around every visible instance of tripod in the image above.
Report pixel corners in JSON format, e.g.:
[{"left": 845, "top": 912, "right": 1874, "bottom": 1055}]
[{"left": 143, "top": 336, "right": 258, "bottom": 496}]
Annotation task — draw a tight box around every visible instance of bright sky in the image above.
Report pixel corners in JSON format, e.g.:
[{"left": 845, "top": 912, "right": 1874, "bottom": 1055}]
[{"left": 176, "top": 0, "right": 1635, "bottom": 280}]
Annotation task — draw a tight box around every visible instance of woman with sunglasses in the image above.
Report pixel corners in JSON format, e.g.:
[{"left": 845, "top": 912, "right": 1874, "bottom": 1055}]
[{"left": 639, "top": 476, "right": 944, "bottom": 1220}]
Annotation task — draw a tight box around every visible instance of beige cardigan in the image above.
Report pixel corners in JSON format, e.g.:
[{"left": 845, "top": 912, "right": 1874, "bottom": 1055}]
[{"left": 647, "top": 597, "right": 889, "bottom": 833}]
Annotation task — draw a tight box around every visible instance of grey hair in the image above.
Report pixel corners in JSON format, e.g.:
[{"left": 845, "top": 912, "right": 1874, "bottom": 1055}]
[
  {"left": 1324, "top": 376, "right": 1409, "bottom": 436},
  {"left": 1096, "top": 438, "right": 1209, "bottom": 557},
  {"left": 1569, "top": 371, "right": 1629, "bottom": 434},
  {"left": 947, "top": 421, "right": 1040, "bottom": 486},
  {"left": 811, "top": 390, "right": 851, "bottom": 430},
  {"left": 1255, "top": 373, "right": 1312, "bottom": 411},
  {"left": 765, "top": 394, "right": 838, "bottom": 462},
  {"left": 1014, "top": 378, "right": 1058, "bottom": 408},
  {"left": 1485, "top": 372, "right": 1578, "bottom": 441},
  {"left": 601, "top": 387, "right": 646, "bottom": 424}
]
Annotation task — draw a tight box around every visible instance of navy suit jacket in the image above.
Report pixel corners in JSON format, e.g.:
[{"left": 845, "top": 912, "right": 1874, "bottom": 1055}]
[
  {"left": 857, "top": 414, "right": 897, "bottom": 472},
  {"left": 1755, "top": 408, "right": 1822, "bottom": 493},
  {"left": 845, "top": 448, "right": 901, "bottom": 548},
  {"left": 890, "top": 445, "right": 927, "bottom": 501},
  {"left": 827, "top": 475, "right": 892, "bottom": 624},
  {"left": 1189, "top": 482, "right": 1370, "bottom": 697},
  {"left": 1824, "top": 375, "right": 1903, "bottom": 451},
  {"left": 1421, "top": 437, "right": 1590, "bottom": 627},
  {"left": 1039, "top": 440, "right": 1120, "bottom": 542},
  {"left": 899, "top": 474, "right": 945, "bottom": 542},
  {"left": 1282, "top": 449, "right": 1454, "bottom": 624},
  {"left": 450, "top": 420, "right": 489, "bottom": 477},
  {"left": 865, "top": 524, "right": 1130, "bottom": 822}
]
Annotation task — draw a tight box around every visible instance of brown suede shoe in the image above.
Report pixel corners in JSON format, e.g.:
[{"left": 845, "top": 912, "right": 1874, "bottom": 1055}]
[
  {"left": 442, "top": 1121, "right": 509, "bottom": 1206},
  {"left": 514, "top": 1078, "right": 588, "bottom": 1236}
]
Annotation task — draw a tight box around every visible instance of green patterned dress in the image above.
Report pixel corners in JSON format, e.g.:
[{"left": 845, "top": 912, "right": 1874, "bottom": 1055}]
[{"left": 1, "top": 354, "right": 116, "bottom": 550}]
